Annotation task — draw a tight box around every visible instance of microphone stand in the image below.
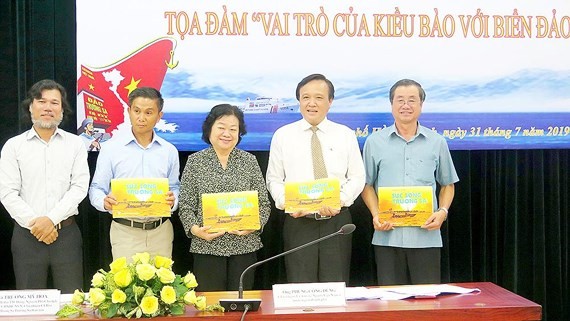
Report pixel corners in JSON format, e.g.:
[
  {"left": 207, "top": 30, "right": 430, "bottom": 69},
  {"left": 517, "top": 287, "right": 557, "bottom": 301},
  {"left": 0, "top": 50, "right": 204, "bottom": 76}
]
[{"left": 219, "top": 223, "right": 355, "bottom": 312}]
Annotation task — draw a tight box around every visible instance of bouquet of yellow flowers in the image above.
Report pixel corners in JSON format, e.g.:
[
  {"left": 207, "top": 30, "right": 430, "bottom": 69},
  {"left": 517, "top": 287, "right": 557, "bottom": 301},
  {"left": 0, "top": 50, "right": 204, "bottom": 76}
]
[{"left": 58, "top": 252, "right": 221, "bottom": 318}]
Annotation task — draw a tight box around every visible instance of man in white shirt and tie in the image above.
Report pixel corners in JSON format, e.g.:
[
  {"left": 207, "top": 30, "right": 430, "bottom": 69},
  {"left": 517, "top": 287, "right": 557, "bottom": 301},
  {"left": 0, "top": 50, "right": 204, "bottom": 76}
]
[
  {"left": 266, "top": 74, "right": 365, "bottom": 283},
  {"left": 0, "top": 79, "right": 89, "bottom": 293}
]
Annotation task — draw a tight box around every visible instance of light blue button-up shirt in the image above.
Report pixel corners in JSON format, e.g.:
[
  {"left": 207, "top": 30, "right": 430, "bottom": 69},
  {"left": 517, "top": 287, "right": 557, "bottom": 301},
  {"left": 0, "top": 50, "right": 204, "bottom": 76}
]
[
  {"left": 89, "top": 130, "right": 180, "bottom": 218},
  {"left": 363, "top": 123, "right": 459, "bottom": 248}
]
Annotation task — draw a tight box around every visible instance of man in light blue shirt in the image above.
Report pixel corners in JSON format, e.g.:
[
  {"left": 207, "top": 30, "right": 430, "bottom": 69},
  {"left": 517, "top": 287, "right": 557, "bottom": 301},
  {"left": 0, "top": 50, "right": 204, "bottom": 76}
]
[
  {"left": 361, "top": 79, "right": 459, "bottom": 285},
  {"left": 89, "top": 87, "right": 180, "bottom": 260}
]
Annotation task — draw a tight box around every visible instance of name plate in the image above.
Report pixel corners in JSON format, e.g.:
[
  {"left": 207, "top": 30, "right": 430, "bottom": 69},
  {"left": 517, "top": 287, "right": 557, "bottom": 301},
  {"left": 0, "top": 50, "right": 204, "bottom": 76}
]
[
  {"left": 272, "top": 282, "right": 346, "bottom": 309},
  {"left": 0, "top": 290, "right": 60, "bottom": 316}
]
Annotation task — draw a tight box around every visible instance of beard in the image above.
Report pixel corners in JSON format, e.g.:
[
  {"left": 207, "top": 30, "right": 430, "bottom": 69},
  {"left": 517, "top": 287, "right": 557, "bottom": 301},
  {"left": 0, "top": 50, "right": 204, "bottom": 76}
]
[{"left": 32, "top": 113, "right": 63, "bottom": 129}]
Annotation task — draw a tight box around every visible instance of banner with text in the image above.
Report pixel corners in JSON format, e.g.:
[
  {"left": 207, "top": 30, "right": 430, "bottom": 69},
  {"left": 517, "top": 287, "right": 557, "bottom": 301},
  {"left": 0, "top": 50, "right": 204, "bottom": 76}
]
[{"left": 77, "top": 0, "right": 570, "bottom": 151}]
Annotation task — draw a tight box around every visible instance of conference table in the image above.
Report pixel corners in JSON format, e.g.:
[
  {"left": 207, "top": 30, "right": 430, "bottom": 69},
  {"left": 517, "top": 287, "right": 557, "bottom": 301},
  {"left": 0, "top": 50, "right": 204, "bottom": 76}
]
[{"left": 7, "top": 282, "right": 541, "bottom": 321}]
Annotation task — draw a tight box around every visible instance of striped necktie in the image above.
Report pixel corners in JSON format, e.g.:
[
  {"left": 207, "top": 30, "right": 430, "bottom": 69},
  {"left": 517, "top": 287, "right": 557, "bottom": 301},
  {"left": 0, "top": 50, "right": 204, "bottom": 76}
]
[{"left": 311, "top": 126, "right": 328, "bottom": 179}]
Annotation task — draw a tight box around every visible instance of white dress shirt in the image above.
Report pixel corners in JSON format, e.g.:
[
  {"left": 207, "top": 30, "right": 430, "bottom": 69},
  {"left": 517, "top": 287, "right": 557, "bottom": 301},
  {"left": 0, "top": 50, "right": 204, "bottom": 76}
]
[
  {"left": 0, "top": 128, "right": 90, "bottom": 229},
  {"left": 266, "top": 118, "right": 365, "bottom": 210}
]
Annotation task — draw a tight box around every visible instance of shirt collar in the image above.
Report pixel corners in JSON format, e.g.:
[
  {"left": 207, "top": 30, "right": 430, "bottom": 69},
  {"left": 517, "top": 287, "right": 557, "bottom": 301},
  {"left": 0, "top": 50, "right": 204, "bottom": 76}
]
[
  {"left": 300, "top": 117, "right": 330, "bottom": 133},
  {"left": 416, "top": 122, "right": 431, "bottom": 137},
  {"left": 389, "top": 121, "right": 427, "bottom": 140},
  {"left": 26, "top": 127, "right": 64, "bottom": 141},
  {"left": 118, "top": 128, "right": 163, "bottom": 148}
]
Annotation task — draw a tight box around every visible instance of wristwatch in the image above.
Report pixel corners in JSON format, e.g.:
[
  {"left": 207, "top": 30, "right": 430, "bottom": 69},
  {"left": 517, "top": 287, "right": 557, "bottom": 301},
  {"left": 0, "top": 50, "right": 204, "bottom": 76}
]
[{"left": 437, "top": 207, "right": 448, "bottom": 220}]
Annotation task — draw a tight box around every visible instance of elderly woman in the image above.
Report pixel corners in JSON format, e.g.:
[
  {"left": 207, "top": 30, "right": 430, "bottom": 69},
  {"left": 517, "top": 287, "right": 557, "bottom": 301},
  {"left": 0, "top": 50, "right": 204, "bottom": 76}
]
[{"left": 178, "top": 104, "right": 271, "bottom": 291}]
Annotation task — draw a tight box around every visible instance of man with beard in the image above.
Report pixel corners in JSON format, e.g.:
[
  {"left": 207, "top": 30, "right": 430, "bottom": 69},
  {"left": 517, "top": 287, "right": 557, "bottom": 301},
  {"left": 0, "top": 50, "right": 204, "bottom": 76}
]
[{"left": 0, "top": 79, "right": 89, "bottom": 292}]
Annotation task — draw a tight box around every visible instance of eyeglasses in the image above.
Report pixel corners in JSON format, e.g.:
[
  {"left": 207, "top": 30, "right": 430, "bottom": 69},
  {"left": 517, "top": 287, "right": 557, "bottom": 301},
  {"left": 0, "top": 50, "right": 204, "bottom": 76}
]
[{"left": 395, "top": 99, "right": 419, "bottom": 107}]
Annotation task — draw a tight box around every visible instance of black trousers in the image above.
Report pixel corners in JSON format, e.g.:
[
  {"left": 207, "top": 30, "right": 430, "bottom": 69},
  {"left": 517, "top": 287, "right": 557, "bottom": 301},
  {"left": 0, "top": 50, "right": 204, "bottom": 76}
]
[
  {"left": 192, "top": 252, "right": 257, "bottom": 292},
  {"left": 11, "top": 222, "right": 83, "bottom": 293},
  {"left": 374, "top": 245, "right": 441, "bottom": 285},
  {"left": 283, "top": 208, "right": 352, "bottom": 283}
]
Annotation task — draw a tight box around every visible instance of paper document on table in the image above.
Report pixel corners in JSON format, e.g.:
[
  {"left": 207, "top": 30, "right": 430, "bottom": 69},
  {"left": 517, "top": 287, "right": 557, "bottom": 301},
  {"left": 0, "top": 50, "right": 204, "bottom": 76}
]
[
  {"left": 386, "top": 284, "right": 481, "bottom": 297},
  {"left": 346, "top": 287, "right": 411, "bottom": 300},
  {"left": 346, "top": 284, "right": 480, "bottom": 301}
]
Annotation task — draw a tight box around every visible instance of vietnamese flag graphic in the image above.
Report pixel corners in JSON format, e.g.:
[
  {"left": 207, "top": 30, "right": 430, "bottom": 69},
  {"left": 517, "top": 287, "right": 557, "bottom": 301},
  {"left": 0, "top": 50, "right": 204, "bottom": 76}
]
[{"left": 77, "top": 37, "right": 177, "bottom": 134}]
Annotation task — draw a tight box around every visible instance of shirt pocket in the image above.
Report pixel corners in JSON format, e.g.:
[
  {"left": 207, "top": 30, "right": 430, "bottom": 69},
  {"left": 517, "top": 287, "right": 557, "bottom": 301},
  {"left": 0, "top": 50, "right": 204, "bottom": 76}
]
[{"left": 413, "top": 156, "right": 438, "bottom": 185}]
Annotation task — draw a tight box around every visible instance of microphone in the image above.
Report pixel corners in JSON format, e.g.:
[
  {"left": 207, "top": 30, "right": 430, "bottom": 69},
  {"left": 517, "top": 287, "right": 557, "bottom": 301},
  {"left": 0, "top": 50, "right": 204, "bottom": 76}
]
[{"left": 219, "top": 223, "right": 356, "bottom": 311}]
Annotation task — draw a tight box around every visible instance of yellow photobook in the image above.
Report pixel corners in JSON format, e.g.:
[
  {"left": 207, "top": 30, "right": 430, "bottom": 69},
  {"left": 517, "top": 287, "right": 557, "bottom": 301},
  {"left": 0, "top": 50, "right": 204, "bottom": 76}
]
[
  {"left": 284, "top": 178, "right": 341, "bottom": 213},
  {"left": 111, "top": 178, "right": 171, "bottom": 218},
  {"left": 201, "top": 191, "right": 260, "bottom": 233},
  {"left": 378, "top": 186, "right": 434, "bottom": 226}
]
